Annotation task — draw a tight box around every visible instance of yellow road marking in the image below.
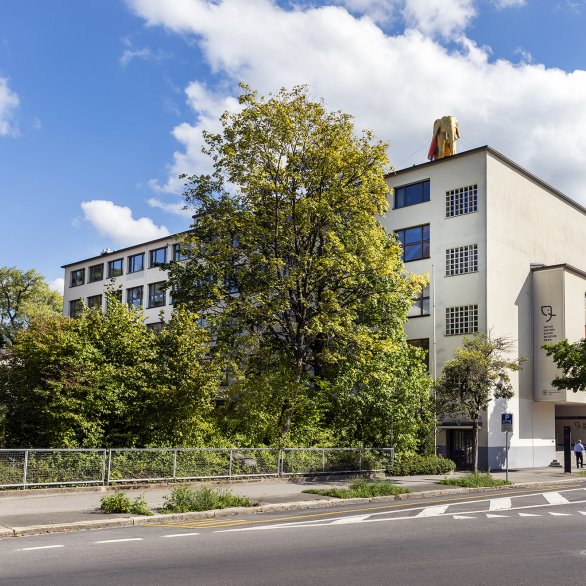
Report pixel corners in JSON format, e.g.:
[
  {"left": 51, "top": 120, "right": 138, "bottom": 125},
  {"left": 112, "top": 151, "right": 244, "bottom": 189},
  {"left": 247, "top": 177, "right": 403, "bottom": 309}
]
[{"left": 147, "top": 482, "right": 583, "bottom": 530}]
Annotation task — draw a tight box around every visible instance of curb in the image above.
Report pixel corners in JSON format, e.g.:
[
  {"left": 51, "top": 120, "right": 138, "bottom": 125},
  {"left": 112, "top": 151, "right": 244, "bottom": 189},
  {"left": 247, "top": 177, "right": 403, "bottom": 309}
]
[{"left": 0, "top": 477, "right": 582, "bottom": 539}]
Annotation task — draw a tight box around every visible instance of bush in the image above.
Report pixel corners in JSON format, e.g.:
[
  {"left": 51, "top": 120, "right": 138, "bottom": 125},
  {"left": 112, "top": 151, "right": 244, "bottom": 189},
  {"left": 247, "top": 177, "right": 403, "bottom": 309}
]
[
  {"left": 160, "top": 485, "right": 253, "bottom": 513},
  {"left": 390, "top": 453, "right": 456, "bottom": 476},
  {"left": 303, "top": 479, "right": 410, "bottom": 499},
  {"left": 100, "top": 491, "right": 153, "bottom": 515},
  {"left": 438, "top": 472, "right": 510, "bottom": 487}
]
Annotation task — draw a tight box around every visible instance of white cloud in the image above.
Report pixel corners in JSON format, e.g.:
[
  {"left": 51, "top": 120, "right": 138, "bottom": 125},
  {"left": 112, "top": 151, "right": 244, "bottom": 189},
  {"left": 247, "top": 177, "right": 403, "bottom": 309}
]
[
  {"left": 147, "top": 197, "right": 193, "bottom": 217},
  {"left": 402, "top": 0, "right": 475, "bottom": 38},
  {"left": 81, "top": 200, "right": 170, "bottom": 245},
  {"left": 0, "top": 77, "right": 19, "bottom": 136},
  {"left": 49, "top": 278, "right": 64, "bottom": 294},
  {"left": 127, "top": 0, "right": 586, "bottom": 205},
  {"left": 492, "top": 0, "right": 526, "bottom": 7}
]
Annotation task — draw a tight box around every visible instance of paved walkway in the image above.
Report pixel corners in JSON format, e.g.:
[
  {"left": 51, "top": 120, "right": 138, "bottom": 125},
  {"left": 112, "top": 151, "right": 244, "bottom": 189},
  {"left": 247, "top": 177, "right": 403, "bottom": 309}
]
[{"left": 0, "top": 467, "right": 583, "bottom": 538}]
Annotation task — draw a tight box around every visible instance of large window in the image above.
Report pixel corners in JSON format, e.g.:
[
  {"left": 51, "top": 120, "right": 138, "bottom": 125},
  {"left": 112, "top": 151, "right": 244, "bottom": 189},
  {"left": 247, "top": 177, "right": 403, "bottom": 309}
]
[
  {"left": 173, "top": 243, "right": 188, "bottom": 261},
  {"left": 407, "top": 338, "right": 430, "bottom": 370},
  {"left": 87, "top": 294, "right": 102, "bottom": 310},
  {"left": 446, "top": 244, "right": 478, "bottom": 276},
  {"left": 396, "top": 224, "right": 430, "bottom": 262},
  {"left": 408, "top": 285, "right": 430, "bottom": 318},
  {"left": 89, "top": 264, "right": 104, "bottom": 283},
  {"left": 446, "top": 305, "right": 478, "bottom": 336},
  {"left": 128, "top": 253, "right": 144, "bottom": 273},
  {"left": 69, "top": 299, "right": 83, "bottom": 318},
  {"left": 394, "top": 179, "right": 430, "bottom": 209},
  {"left": 70, "top": 269, "right": 85, "bottom": 287},
  {"left": 127, "top": 286, "right": 143, "bottom": 309},
  {"left": 446, "top": 184, "right": 478, "bottom": 217},
  {"left": 148, "top": 282, "right": 166, "bottom": 308},
  {"left": 146, "top": 322, "right": 164, "bottom": 335},
  {"left": 108, "top": 259, "right": 123, "bottom": 278},
  {"left": 150, "top": 247, "right": 167, "bottom": 268}
]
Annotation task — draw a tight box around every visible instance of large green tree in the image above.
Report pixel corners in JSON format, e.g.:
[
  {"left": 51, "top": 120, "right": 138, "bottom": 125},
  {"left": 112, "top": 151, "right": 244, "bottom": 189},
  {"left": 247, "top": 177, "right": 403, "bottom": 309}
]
[
  {"left": 0, "top": 267, "right": 62, "bottom": 348},
  {"left": 435, "top": 333, "right": 524, "bottom": 472},
  {"left": 543, "top": 338, "right": 586, "bottom": 392},
  {"left": 169, "top": 84, "right": 430, "bottom": 446}
]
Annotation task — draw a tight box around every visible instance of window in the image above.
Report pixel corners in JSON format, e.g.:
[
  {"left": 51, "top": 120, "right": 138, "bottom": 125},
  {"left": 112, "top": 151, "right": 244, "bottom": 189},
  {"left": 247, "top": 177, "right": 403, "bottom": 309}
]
[
  {"left": 446, "top": 184, "right": 478, "bottom": 217},
  {"left": 127, "top": 286, "right": 143, "bottom": 309},
  {"left": 146, "top": 322, "right": 164, "bottom": 335},
  {"left": 149, "top": 247, "right": 167, "bottom": 268},
  {"left": 173, "top": 243, "right": 188, "bottom": 261},
  {"left": 70, "top": 269, "right": 85, "bottom": 287},
  {"left": 89, "top": 264, "right": 104, "bottom": 283},
  {"left": 148, "top": 282, "right": 166, "bottom": 308},
  {"left": 394, "top": 179, "right": 430, "bottom": 209},
  {"left": 408, "top": 285, "right": 430, "bottom": 318},
  {"left": 106, "top": 289, "right": 123, "bottom": 308},
  {"left": 446, "top": 244, "right": 478, "bottom": 276},
  {"left": 396, "top": 224, "right": 430, "bottom": 262},
  {"left": 69, "top": 299, "right": 83, "bottom": 318},
  {"left": 408, "top": 338, "right": 430, "bottom": 370},
  {"left": 128, "top": 253, "right": 144, "bottom": 273},
  {"left": 108, "top": 259, "right": 123, "bottom": 278},
  {"left": 87, "top": 294, "right": 102, "bottom": 310},
  {"left": 446, "top": 305, "right": 479, "bottom": 336}
]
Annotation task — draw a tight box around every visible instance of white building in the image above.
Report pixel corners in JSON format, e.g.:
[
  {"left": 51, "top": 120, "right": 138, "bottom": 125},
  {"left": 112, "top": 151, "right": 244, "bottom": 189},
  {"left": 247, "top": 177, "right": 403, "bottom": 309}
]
[{"left": 62, "top": 145, "right": 586, "bottom": 469}]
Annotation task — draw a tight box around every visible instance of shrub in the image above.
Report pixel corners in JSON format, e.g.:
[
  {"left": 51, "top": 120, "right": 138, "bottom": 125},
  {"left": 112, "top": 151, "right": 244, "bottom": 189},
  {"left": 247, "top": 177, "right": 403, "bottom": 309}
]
[
  {"left": 303, "top": 479, "right": 410, "bottom": 499},
  {"left": 160, "top": 485, "right": 252, "bottom": 513},
  {"left": 438, "top": 472, "right": 510, "bottom": 487},
  {"left": 390, "top": 453, "right": 456, "bottom": 476},
  {"left": 100, "top": 491, "right": 153, "bottom": 515}
]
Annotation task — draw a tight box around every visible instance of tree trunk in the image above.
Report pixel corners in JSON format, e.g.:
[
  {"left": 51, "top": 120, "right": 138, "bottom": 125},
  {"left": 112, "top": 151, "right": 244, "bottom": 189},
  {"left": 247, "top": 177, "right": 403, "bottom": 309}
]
[{"left": 472, "top": 418, "right": 479, "bottom": 473}]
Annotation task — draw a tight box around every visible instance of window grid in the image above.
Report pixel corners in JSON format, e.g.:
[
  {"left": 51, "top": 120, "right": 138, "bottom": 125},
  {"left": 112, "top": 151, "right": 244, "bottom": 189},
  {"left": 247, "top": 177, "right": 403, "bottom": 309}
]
[
  {"left": 445, "top": 305, "right": 479, "bottom": 336},
  {"left": 408, "top": 285, "right": 430, "bottom": 318},
  {"left": 446, "top": 244, "right": 478, "bottom": 276},
  {"left": 446, "top": 184, "right": 478, "bottom": 217},
  {"left": 396, "top": 224, "right": 430, "bottom": 262}
]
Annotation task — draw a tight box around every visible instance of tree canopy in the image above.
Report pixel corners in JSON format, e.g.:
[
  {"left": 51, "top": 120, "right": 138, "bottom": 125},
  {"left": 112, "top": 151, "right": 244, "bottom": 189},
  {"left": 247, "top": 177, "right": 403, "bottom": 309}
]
[
  {"left": 543, "top": 338, "right": 586, "bottom": 392},
  {"left": 168, "top": 84, "right": 431, "bottom": 447},
  {"left": 0, "top": 267, "right": 62, "bottom": 348}
]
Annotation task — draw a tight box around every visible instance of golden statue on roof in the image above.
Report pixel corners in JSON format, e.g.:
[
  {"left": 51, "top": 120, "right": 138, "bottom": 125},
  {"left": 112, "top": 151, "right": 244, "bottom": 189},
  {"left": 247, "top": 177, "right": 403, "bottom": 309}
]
[{"left": 428, "top": 115, "right": 460, "bottom": 161}]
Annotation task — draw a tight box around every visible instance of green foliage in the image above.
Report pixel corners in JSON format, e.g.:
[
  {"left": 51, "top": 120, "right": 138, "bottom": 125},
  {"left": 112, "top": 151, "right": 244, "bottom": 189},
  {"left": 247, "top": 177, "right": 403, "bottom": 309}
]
[
  {"left": 543, "top": 338, "right": 586, "bottom": 392},
  {"left": 389, "top": 453, "right": 456, "bottom": 476},
  {"left": 168, "top": 84, "right": 429, "bottom": 447},
  {"left": 435, "top": 333, "right": 525, "bottom": 472},
  {"left": 100, "top": 491, "right": 153, "bottom": 515},
  {"left": 160, "top": 485, "right": 252, "bottom": 513},
  {"left": 438, "top": 472, "right": 510, "bottom": 487},
  {"left": 302, "top": 479, "right": 410, "bottom": 498},
  {"left": 0, "top": 266, "right": 62, "bottom": 348}
]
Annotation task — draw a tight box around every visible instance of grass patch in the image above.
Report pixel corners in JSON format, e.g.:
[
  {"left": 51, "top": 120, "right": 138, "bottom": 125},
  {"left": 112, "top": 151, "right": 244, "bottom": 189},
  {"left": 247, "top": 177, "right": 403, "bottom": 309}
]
[
  {"left": 302, "top": 479, "right": 410, "bottom": 499},
  {"left": 438, "top": 472, "right": 511, "bottom": 487},
  {"left": 100, "top": 491, "right": 154, "bottom": 515},
  {"left": 160, "top": 486, "right": 253, "bottom": 513}
]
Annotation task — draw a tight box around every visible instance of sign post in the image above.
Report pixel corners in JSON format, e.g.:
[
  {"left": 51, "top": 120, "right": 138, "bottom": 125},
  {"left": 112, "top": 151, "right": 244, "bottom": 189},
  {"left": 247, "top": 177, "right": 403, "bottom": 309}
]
[
  {"left": 501, "top": 413, "right": 513, "bottom": 482},
  {"left": 563, "top": 426, "right": 572, "bottom": 474}
]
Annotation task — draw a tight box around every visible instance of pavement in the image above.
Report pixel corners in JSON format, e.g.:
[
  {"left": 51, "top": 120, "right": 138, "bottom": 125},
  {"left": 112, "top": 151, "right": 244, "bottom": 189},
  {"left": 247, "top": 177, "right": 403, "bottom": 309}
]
[{"left": 1, "top": 467, "right": 584, "bottom": 539}]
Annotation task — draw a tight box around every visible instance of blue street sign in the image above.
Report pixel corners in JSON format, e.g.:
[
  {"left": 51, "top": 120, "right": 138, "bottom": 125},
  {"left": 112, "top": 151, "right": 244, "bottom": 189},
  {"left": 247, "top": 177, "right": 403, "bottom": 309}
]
[{"left": 501, "top": 413, "right": 513, "bottom": 433}]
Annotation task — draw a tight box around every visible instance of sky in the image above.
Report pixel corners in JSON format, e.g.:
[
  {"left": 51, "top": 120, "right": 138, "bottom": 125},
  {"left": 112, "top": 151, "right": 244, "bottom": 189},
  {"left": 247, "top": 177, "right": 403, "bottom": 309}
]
[{"left": 2, "top": 0, "right": 586, "bottom": 292}]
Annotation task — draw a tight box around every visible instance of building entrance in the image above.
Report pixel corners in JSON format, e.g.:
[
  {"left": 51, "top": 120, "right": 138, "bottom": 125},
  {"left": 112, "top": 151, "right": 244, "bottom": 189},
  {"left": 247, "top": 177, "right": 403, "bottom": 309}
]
[{"left": 447, "top": 429, "right": 474, "bottom": 469}]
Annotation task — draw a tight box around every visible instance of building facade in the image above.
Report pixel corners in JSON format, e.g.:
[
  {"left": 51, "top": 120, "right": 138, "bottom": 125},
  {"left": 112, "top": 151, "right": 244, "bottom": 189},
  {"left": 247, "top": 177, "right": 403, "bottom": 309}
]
[{"left": 62, "top": 146, "right": 586, "bottom": 469}]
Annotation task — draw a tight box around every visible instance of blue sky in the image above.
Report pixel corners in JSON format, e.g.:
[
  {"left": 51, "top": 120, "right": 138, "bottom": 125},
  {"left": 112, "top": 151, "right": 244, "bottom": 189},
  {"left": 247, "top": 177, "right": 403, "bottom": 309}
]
[{"left": 2, "top": 0, "right": 586, "bottom": 290}]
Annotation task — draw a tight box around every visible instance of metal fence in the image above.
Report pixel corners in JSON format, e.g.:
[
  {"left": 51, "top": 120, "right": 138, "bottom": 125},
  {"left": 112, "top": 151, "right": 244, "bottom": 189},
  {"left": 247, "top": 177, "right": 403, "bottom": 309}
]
[{"left": 0, "top": 447, "right": 393, "bottom": 489}]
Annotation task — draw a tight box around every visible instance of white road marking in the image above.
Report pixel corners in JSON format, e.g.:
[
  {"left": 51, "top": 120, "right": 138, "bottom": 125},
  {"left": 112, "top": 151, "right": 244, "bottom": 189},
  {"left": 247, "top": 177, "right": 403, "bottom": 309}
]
[
  {"left": 579, "top": 512, "right": 586, "bottom": 516},
  {"left": 489, "top": 498, "right": 512, "bottom": 511},
  {"left": 543, "top": 492, "right": 569, "bottom": 505},
  {"left": 486, "top": 514, "right": 508, "bottom": 518},
  {"left": 519, "top": 513, "right": 541, "bottom": 517},
  {"left": 95, "top": 538, "right": 144, "bottom": 544},
  {"left": 18, "top": 545, "right": 64, "bottom": 551},
  {"left": 332, "top": 514, "right": 372, "bottom": 524},
  {"left": 549, "top": 512, "right": 572, "bottom": 516},
  {"left": 162, "top": 532, "right": 201, "bottom": 538},
  {"left": 453, "top": 515, "right": 475, "bottom": 519},
  {"left": 416, "top": 505, "right": 449, "bottom": 517}
]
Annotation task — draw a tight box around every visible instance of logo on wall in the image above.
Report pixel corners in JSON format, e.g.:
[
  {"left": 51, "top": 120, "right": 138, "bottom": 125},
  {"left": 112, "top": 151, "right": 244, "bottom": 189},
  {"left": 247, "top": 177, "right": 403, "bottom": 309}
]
[{"left": 541, "top": 305, "right": 556, "bottom": 323}]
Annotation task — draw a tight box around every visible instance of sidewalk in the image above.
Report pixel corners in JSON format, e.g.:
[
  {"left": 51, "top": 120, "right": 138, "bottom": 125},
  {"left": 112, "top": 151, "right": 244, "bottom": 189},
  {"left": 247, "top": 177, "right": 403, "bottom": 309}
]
[{"left": 0, "top": 468, "right": 583, "bottom": 539}]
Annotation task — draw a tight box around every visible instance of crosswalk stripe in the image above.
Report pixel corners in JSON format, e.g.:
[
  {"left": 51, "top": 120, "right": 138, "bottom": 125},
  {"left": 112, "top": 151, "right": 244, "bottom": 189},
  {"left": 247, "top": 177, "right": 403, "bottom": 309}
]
[
  {"left": 453, "top": 515, "right": 475, "bottom": 519},
  {"left": 519, "top": 513, "right": 541, "bottom": 517},
  {"left": 489, "top": 498, "right": 511, "bottom": 511},
  {"left": 332, "top": 515, "right": 372, "bottom": 524},
  {"left": 486, "top": 514, "right": 508, "bottom": 518},
  {"left": 416, "top": 505, "right": 449, "bottom": 517},
  {"left": 543, "top": 492, "right": 569, "bottom": 505},
  {"left": 549, "top": 512, "right": 572, "bottom": 516},
  {"left": 579, "top": 512, "right": 586, "bottom": 516}
]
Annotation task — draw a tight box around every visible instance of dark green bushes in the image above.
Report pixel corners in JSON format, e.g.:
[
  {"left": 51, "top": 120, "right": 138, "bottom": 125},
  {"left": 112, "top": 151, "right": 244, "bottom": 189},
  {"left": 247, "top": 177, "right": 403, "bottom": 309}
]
[{"left": 390, "top": 453, "right": 456, "bottom": 476}]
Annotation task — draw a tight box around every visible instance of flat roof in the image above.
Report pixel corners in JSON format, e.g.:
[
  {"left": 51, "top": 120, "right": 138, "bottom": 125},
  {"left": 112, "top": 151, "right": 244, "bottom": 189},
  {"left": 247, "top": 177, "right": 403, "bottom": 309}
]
[
  {"left": 387, "top": 145, "right": 586, "bottom": 217},
  {"left": 531, "top": 263, "right": 586, "bottom": 280}
]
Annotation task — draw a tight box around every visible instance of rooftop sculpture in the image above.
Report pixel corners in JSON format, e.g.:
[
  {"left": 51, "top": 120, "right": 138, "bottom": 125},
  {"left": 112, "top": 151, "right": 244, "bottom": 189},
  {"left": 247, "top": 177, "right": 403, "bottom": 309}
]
[{"left": 428, "top": 115, "right": 460, "bottom": 161}]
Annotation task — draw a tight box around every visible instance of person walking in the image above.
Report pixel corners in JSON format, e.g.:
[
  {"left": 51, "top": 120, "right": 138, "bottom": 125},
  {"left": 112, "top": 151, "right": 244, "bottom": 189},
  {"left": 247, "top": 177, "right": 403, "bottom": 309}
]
[{"left": 574, "top": 439, "right": 584, "bottom": 469}]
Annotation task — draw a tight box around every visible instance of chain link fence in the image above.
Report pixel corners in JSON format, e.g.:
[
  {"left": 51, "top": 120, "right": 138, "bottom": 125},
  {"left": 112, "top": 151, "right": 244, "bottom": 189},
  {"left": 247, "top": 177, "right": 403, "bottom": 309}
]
[{"left": 0, "top": 447, "right": 393, "bottom": 489}]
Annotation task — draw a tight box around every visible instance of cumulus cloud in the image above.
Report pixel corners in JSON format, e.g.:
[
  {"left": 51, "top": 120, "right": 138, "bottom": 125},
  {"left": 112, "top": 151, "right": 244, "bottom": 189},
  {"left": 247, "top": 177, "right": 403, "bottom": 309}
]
[
  {"left": 0, "top": 77, "right": 19, "bottom": 136},
  {"left": 127, "top": 0, "right": 586, "bottom": 205},
  {"left": 49, "top": 278, "right": 65, "bottom": 294},
  {"left": 492, "top": 0, "right": 526, "bottom": 7},
  {"left": 81, "top": 200, "right": 170, "bottom": 245},
  {"left": 147, "top": 197, "right": 193, "bottom": 217}
]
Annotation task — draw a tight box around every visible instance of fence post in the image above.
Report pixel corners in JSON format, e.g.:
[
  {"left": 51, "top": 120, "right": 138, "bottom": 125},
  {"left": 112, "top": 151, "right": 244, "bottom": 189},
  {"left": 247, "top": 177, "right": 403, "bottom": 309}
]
[
  {"left": 359, "top": 448, "right": 363, "bottom": 473},
  {"left": 107, "top": 449, "right": 112, "bottom": 485},
  {"left": 173, "top": 449, "right": 177, "bottom": 480},
  {"left": 23, "top": 450, "right": 29, "bottom": 488},
  {"left": 101, "top": 450, "right": 107, "bottom": 485},
  {"left": 322, "top": 448, "right": 325, "bottom": 473},
  {"left": 229, "top": 449, "right": 233, "bottom": 480},
  {"left": 277, "top": 449, "right": 282, "bottom": 478}
]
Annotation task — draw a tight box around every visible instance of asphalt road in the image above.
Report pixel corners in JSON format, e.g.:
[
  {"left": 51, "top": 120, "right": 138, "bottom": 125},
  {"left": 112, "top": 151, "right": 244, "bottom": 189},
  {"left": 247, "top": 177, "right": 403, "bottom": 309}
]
[{"left": 2, "top": 483, "right": 586, "bottom": 585}]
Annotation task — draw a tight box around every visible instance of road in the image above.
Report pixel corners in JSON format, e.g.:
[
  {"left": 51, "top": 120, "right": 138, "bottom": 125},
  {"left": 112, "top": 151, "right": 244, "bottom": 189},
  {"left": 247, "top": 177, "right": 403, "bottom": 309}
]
[{"left": 2, "top": 482, "right": 586, "bottom": 585}]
